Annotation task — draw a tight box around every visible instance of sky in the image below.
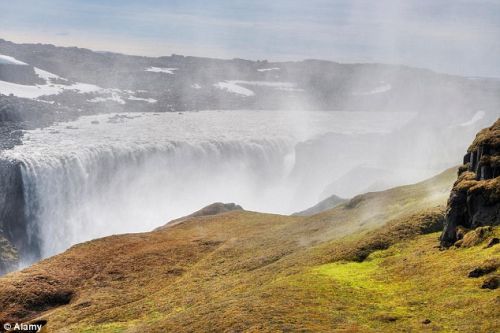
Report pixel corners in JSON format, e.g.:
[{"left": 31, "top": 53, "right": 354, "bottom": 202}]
[{"left": 1, "top": 0, "right": 499, "bottom": 77}]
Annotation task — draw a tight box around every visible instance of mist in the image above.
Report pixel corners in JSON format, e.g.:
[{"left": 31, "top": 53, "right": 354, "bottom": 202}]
[{"left": 0, "top": 1, "right": 499, "bottom": 267}]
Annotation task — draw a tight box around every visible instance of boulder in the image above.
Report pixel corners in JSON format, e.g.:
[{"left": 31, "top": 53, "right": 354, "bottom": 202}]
[{"left": 481, "top": 276, "right": 499, "bottom": 290}]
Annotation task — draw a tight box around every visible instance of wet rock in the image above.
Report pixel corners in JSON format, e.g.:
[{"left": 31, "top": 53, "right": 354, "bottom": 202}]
[{"left": 375, "top": 314, "right": 399, "bottom": 323}]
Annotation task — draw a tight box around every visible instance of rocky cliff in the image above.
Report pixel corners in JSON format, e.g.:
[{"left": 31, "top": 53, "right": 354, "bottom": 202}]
[
  {"left": 0, "top": 159, "right": 41, "bottom": 268},
  {"left": 441, "top": 119, "right": 500, "bottom": 246},
  {"left": 0, "top": 234, "right": 18, "bottom": 274}
]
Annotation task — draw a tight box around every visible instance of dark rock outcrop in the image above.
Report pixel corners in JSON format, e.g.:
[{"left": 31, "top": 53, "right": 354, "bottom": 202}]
[
  {"left": 0, "top": 159, "right": 41, "bottom": 264},
  {"left": 481, "top": 276, "right": 499, "bottom": 290},
  {"left": 467, "top": 259, "right": 498, "bottom": 278},
  {"left": 441, "top": 119, "right": 500, "bottom": 246}
]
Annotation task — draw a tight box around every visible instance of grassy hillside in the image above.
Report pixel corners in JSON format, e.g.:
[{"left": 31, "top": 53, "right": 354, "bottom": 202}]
[{"left": 1, "top": 166, "right": 498, "bottom": 332}]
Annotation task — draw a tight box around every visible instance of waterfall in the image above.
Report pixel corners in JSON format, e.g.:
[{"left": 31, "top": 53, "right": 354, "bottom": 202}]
[
  {"left": 12, "top": 138, "right": 293, "bottom": 259},
  {"left": 0, "top": 110, "right": 417, "bottom": 264}
]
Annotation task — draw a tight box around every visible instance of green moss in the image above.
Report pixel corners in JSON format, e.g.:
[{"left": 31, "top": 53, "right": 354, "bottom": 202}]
[
  {"left": 80, "top": 322, "right": 127, "bottom": 333},
  {"left": 282, "top": 229, "right": 500, "bottom": 332},
  {"left": 315, "top": 257, "right": 382, "bottom": 290}
]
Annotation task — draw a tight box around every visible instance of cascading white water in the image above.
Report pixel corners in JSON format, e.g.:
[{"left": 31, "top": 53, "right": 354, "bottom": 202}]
[
  {"left": 0, "top": 110, "right": 416, "bottom": 259},
  {"left": 18, "top": 139, "right": 294, "bottom": 257}
]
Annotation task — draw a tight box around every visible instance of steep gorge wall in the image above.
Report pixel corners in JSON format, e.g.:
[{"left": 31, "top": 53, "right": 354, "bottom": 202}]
[
  {"left": 0, "top": 138, "right": 294, "bottom": 265},
  {"left": 0, "top": 159, "right": 37, "bottom": 273}
]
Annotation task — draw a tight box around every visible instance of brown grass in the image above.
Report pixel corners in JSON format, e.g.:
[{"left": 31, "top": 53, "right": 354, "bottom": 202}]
[
  {"left": 468, "top": 118, "right": 500, "bottom": 152},
  {"left": 0, "top": 167, "right": 483, "bottom": 333}
]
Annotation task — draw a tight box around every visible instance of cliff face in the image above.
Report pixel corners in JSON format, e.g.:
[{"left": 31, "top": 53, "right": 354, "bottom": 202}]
[
  {"left": 441, "top": 119, "right": 500, "bottom": 246},
  {"left": 0, "top": 159, "right": 40, "bottom": 266},
  {"left": 0, "top": 235, "right": 18, "bottom": 274}
]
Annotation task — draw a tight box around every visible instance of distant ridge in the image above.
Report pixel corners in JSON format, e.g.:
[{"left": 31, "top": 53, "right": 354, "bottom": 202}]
[{"left": 293, "top": 194, "right": 347, "bottom": 216}]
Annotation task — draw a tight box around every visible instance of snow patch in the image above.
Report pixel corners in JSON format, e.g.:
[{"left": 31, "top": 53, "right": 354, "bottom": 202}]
[
  {"left": 0, "top": 59, "right": 141, "bottom": 104},
  {"left": 257, "top": 68, "right": 280, "bottom": 72},
  {"left": 88, "top": 91, "right": 126, "bottom": 104},
  {"left": 232, "top": 80, "right": 303, "bottom": 92},
  {"left": 69, "top": 83, "right": 102, "bottom": 94},
  {"left": 0, "top": 75, "right": 105, "bottom": 99},
  {"left": 0, "top": 54, "right": 28, "bottom": 66},
  {"left": 191, "top": 83, "right": 202, "bottom": 89},
  {"left": 145, "top": 67, "right": 178, "bottom": 74},
  {"left": 214, "top": 81, "right": 255, "bottom": 97},
  {"left": 34, "top": 67, "right": 64, "bottom": 81},
  {"left": 353, "top": 83, "right": 392, "bottom": 96},
  {"left": 128, "top": 96, "right": 157, "bottom": 104},
  {"left": 215, "top": 80, "right": 303, "bottom": 95},
  {"left": 0, "top": 80, "right": 64, "bottom": 98}
]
